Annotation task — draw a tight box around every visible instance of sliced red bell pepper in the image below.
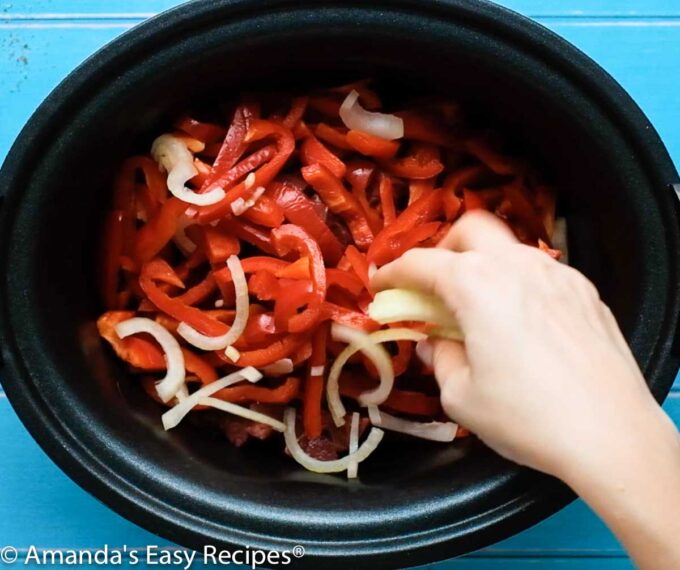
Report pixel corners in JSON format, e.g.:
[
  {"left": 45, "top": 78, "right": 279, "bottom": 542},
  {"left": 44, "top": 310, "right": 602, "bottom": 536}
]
[
  {"left": 270, "top": 180, "right": 344, "bottom": 265},
  {"left": 282, "top": 96, "right": 309, "bottom": 129},
  {"left": 344, "top": 245, "right": 371, "bottom": 291},
  {"left": 395, "top": 221, "right": 441, "bottom": 257},
  {"left": 140, "top": 259, "right": 228, "bottom": 336},
  {"left": 133, "top": 198, "right": 188, "bottom": 265},
  {"left": 442, "top": 164, "right": 487, "bottom": 196},
  {"left": 408, "top": 178, "right": 435, "bottom": 205},
  {"left": 367, "top": 189, "right": 443, "bottom": 266},
  {"left": 463, "top": 189, "right": 487, "bottom": 212},
  {"left": 175, "top": 115, "right": 226, "bottom": 144},
  {"left": 385, "top": 142, "right": 444, "bottom": 179},
  {"left": 301, "top": 163, "right": 374, "bottom": 250},
  {"left": 217, "top": 217, "right": 277, "bottom": 255},
  {"left": 339, "top": 372, "right": 441, "bottom": 417},
  {"left": 274, "top": 256, "right": 310, "bottom": 280},
  {"left": 200, "top": 144, "right": 276, "bottom": 196},
  {"left": 274, "top": 279, "right": 312, "bottom": 331},
  {"left": 326, "top": 268, "right": 364, "bottom": 296},
  {"left": 212, "top": 376, "right": 300, "bottom": 404},
  {"left": 271, "top": 224, "right": 326, "bottom": 333},
  {"left": 197, "top": 226, "right": 241, "bottom": 265},
  {"left": 346, "top": 130, "right": 399, "bottom": 160},
  {"left": 395, "top": 110, "right": 451, "bottom": 146},
  {"left": 198, "top": 120, "right": 295, "bottom": 223},
  {"left": 319, "top": 302, "right": 379, "bottom": 331},
  {"left": 314, "top": 123, "right": 352, "bottom": 150},
  {"left": 346, "top": 160, "right": 382, "bottom": 235},
  {"left": 378, "top": 173, "right": 397, "bottom": 226},
  {"left": 300, "top": 132, "right": 347, "bottom": 178},
  {"left": 242, "top": 195, "right": 285, "bottom": 228},
  {"left": 217, "top": 333, "right": 309, "bottom": 367},
  {"left": 501, "top": 180, "right": 549, "bottom": 242},
  {"left": 175, "top": 275, "right": 217, "bottom": 306},
  {"left": 308, "top": 95, "right": 341, "bottom": 116},
  {"left": 303, "top": 321, "right": 329, "bottom": 439},
  {"left": 248, "top": 270, "right": 280, "bottom": 301},
  {"left": 465, "top": 137, "right": 519, "bottom": 176}
]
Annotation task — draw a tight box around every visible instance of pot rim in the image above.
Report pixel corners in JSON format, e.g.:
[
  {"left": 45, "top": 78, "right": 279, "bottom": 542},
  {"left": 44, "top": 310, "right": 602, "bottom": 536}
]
[{"left": 0, "top": 1, "right": 678, "bottom": 567}]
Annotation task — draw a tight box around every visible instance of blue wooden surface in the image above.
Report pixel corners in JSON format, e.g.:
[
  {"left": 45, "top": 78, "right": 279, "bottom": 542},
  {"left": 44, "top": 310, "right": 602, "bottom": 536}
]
[{"left": 0, "top": 1, "right": 678, "bottom": 568}]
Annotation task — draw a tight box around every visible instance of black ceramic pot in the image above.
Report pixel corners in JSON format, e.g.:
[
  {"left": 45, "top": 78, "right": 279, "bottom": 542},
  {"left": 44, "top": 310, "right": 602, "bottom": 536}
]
[{"left": 0, "top": 1, "right": 679, "bottom": 568}]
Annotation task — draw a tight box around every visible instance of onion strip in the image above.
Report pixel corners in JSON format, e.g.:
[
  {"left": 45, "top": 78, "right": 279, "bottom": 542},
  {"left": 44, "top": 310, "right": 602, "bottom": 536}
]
[
  {"left": 115, "top": 317, "right": 185, "bottom": 403},
  {"left": 339, "top": 90, "right": 404, "bottom": 141},
  {"left": 368, "top": 406, "right": 458, "bottom": 442},
  {"left": 199, "top": 397, "right": 285, "bottom": 432},
  {"left": 177, "top": 255, "right": 249, "bottom": 352},
  {"left": 151, "top": 134, "right": 225, "bottom": 206},
  {"left": 347, "top": 412, "right": 360, "bottom": 479},
  {"left": 284, "top": 408, "right": 384, "bottom": 474},
  {"left": 326, "top": 325, "right": 427, "bottom": 426},
  {"left": 162, "top": 367, "right": 262, "bottom": 430}
]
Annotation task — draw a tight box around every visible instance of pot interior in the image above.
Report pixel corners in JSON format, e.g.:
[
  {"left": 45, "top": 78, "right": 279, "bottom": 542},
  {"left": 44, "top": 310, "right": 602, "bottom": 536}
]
[{"left": 2, "top": 2, "right": 676, "bottom": 555}]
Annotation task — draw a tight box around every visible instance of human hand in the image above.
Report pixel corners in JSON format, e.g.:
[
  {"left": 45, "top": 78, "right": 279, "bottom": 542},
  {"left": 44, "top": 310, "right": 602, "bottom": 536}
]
[{"left": 371, "top": 210, "right": 672, "bottom": 481}]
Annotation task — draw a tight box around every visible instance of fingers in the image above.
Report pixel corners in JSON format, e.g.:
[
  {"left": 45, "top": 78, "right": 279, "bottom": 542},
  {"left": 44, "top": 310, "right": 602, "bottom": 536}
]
[
  {"left": 417, "top": 338, "right": 471, "bottom": 420},
  {"left": 370, "top": 247, "right": 457, "bottom": 297},
  {"left": 437, "top": 210, "right": 518, "bottom": 253}
]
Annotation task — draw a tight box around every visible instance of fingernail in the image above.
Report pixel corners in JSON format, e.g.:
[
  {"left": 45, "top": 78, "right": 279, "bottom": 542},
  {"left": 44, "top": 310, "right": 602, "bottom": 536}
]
[{"left": 416, "top": 339, "right": 434, "bottom": 367}]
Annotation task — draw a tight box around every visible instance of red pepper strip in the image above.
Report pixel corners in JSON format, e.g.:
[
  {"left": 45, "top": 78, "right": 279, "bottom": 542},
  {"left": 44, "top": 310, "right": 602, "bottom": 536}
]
[
  {"left": 282, "top": 96, "right": 309, "bottom": 129},
  {"left": 217, "top": 334, "right": 309, "bottom": 367},
  {"left": 385, "top": 143, "right": 444, "bottom": 179},
  {"left": 272, "top": 224, "right": 326, "bottom": 333},
  {"left": 396, "top": 221, "right": 441, "bottom": 256},
  {"left": 301, "top": 163, "right": 374, "bottom": 250},
  {"left": 314, "top": 123, "right": 352, "bottom": 150},
  {"left": 242, "top": 195, "right": 286, "bottom": 228},
  {"left": 132, "top": 198, "right": 188, "bottom": 265},
  {"left": 218, "top": 217, "right": 277, "bottom": 255},
  {"left": 396, "top": 111, "right": 451, "bottom": 146},
  {"left": 392, "top": 340, "right": 413, "bottom": 376},
  {"left": 320, "top": 302, "right": 379, "bottom": 331},
  {"left": 344, "top": 245, "right": 371, "bottom": 291},
  {"left": 176, "top": 274, "right": 217, "bottom": 306},
  {"left": 197, "top": 120, "right": 295, "bottom": 223},
  {"left": 140, "top": 259, "right": 228, "bottom": 336},
  {"left": 202, "top": 144, "right": 276, "bottom": 196},
  {"left": 346, "top": 130, "right": 400, "bottom": 160},
  {"left": 339, "top": 372, "right": 441, "bottom": 417},
  {"left": 502, "top": 180, "right": 549, "bottom": 242},
  {"left": 238, "top": 311, "right": 280, "bottom": 348},
  {"left": 300, "top": 133, "right": 347, "bottom": 178},
  {"left": 198, "top": 226, "right": 241, "bottom": 265},
  {"left": 442, "top": 191, "right": 462, "bottom": 220},
  {"left": 423, "top": 222, "right": 453, "bottom": 247},
  {"left": 443, "top": 164, "right": 488, "bottom": 196},
  {"left": 274, "top": 280, "right": 312, "bottom": 331},
  {"left": 378, "top": 174, "right": 397, "bottom": 226},
  {"left": 408, "top": 178, "right": 436, "bottom": 206},
  {"left": 326, "top": 268, "right": 364, "bottom": 296},
  {"left": 212, "top": 376, "right": 300, "bottom": 404},
  {"left": 175, "top": 116, "right": 226, "bottom": 144},
  {"left": 214, "top": 256, "right": 289, "bottom": 289},
  {"left": 290, "top": 339, "right": 313, "bottom": 366},
  {"left": 275, "top": 256, "right": 310, "bottom": 280},
  {"left": 270, "top": 181, "right": 344, "bottom": 265},
  {"left": 465, "top": 138, "right": 520, "bottom": 176},
  {"left": 308, "top": 95, "right": 341, "bottom": 116},
  {"left": 248, "top": 270, "right": 280, "bottom": 301},
  {"left": 100, "top": 210, "right": 129, "bottom": 309},
  {"left": 463, "top": 189, "right": 487, "bottom": 211},
  {"left": 367, "top": 189, "right": 443, "bottom": 266},
  {"left": 203, "top": 103, "right": 259, "bottom": 188},
  {"left": 174, "top": 247, "right": 206, "bottom": 283},
  {"left": 346, "top": 161, "right": 382, "bottom": 235},
  {"left": 192, "top": 159, "right": 212, "bottom": 187},
  {"left": 124, "top": 157, "right": 167, "bottom": 218},
  {"left": 304, "top": 322, "right": 329, "bottom": 438}
]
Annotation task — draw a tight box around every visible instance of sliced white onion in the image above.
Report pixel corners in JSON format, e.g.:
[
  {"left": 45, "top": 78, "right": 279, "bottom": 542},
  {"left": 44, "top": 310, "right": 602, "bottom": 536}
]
[
  {"left": 199, "top": 397, "right": 285, "bottom": 432},
  {"left": 161, "top": 367, "right": 262, "bottom": 430},
  {"left": 214, "top": 299, "right": 225, "bottom": 308},
  {"left": 339, "top": 90, "right": 404, "bottom": 141},
  {"left": 173, "top": 212, "right": 197, "bottom": 255},
  {"left": 225, "top": 346, "right": 241, "bottom": 362},
  {"left": 368, "top": 406, "right": 458, "bottom": 442},
  {"left": 151, "top": 134, "right": 225, "bottom": 206},
  {"left": 262, "top": 358, "right": 294, "bottom": 377},
  {"left": 326, "top": 324, "right": 427, "bottom": 427},
  {"left": 115, "top": 317, "right": 186, "bottom": 403},
  {"left": 368, "top": 289, "right": 464, "bottom": 341},
  {"left": 347, "top": 412, "right": 360, "bottom": 479},
  {"left": 177, "top": 255, "right": 249, "bottom": 352},
  {"left": 552, "top": 217, "right": 568, "bottom": 265},
  {"left": 231, "top": 186, "right": 266, "bottom": 216},
  {"left": 310, "top": 365, "right": 325, "bottom": 377},
  {"left": 244, "top": 172, "right": 256, "bottom": 189},
  {"left": 284, "top": 408, "right": 384, "bottom": 474}
]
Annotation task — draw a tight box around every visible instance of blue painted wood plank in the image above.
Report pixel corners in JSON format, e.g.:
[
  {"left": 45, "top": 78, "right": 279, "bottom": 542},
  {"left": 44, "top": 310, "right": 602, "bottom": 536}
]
[{"left": 2, "top": 0, "right": 680, "bottom": 18}]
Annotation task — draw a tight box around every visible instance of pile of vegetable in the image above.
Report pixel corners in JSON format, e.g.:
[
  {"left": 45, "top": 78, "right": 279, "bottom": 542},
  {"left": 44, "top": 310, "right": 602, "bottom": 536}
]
[{"left": 97, "top": 80, "right": 561, "bottom": 477}]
